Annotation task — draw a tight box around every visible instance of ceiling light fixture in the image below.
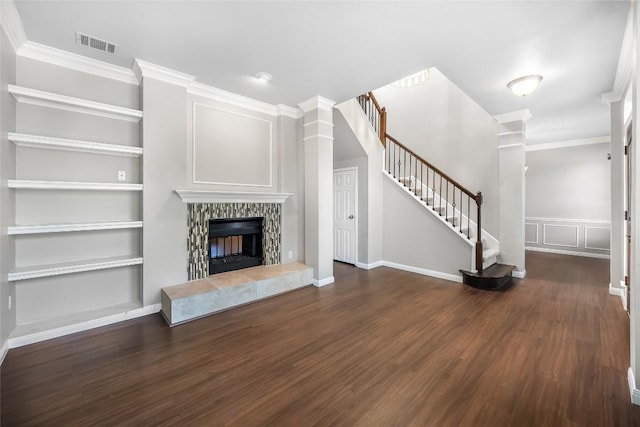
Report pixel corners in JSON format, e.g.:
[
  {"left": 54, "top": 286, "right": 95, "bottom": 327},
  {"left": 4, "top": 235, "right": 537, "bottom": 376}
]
[
  {"left": 254, "top": 72, "right": 273, "bottom": 83},
  {"left": 507, "top": 74, "right": 543, "bottom": 97},
  {"left": 391, "top": 69, "right": 430, "bottom": 88}
]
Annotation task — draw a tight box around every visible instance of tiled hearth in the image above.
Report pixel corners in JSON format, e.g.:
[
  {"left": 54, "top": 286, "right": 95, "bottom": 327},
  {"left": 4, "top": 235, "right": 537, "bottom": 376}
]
[{"left": 161, "top": 262, "right": 312, "bottom": 325}]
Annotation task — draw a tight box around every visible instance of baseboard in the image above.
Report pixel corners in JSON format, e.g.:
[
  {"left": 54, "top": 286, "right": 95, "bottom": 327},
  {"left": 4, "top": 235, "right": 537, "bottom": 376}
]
[
  {"left": 313, "top": 276, "right": 335, "bottom": 287},
  {"left": 610, "top": 282, "right": 628, "bottom": 310},
  {"left": 513, "top": 270, "right": 526, "bottom": 278},
  {"left": 0, "top": 339, "right": 9, "bottom": 365},
  {"left": 629, "top": 368, "right": 640, "bottom": 405},
  {"left": 355, "top": 261, "right": 384, "bottom": 270},
  {"left": 525, "top": 246, "right": 610, "bottom": 260},
  {"left": 382, "top": 261, "right": 462, "bottom": 283},
  {"left": 8, "top": 303, "right": 162, "bottom": 349}
]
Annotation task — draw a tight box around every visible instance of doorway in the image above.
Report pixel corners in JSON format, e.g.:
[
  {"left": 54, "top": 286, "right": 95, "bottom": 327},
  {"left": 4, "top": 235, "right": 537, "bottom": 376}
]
[
  {"left": 625, "top": 120, "right": 632, "bottom": 314},
  {"left": 333, "top": 167, "right": 358, "bottom": 265}
]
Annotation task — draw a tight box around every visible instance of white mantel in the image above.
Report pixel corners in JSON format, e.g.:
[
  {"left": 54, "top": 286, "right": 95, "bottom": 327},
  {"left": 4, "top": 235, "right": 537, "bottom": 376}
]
[{"left": 175, "top": 190, "right": 292, "bottom": 204}]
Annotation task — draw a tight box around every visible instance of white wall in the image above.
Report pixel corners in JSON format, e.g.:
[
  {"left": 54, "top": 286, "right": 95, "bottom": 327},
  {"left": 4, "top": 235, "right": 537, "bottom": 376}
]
[
  {"left": 141, "top": 78, "right": 189, "bottom": 305},
  {"left": 374, "top": 67, "right": 500, "bottom": 237},
  {"left": 525, "top": 142, "right": 611, "bottom": 257},
  {"left": 383, "top": 177, "right": 471, "bottom": 277},
  {"left": 0, "top": 27, "right": 17, "bottom": 346}
]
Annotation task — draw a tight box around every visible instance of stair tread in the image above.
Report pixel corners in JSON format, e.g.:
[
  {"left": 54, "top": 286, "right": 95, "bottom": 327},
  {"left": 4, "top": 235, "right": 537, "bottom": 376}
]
[{"left": 483, "top": 248, "right": 499, "bottom": 258}]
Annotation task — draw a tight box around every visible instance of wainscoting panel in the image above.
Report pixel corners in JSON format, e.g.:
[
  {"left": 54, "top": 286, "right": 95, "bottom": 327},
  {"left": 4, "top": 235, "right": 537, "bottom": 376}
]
[
  {"left": 542, "top": 224, "right": 579, "bottom": 248},
  {"left": 187, "top": 203, "right": 281, "bottom": 280},
  {"left": 585, "top": 226, "right": 611, "bottom": 250},
  {"left": 525, "top": 218, "right": 610, "bottom": 258},
  {"left": 525, "top": 223, "right": 538, "bottom": 244}
]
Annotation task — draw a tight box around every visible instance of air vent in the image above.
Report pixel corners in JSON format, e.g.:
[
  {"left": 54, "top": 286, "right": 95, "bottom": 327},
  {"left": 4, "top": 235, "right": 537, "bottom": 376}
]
[{"left": 76, "top": 31, "right": 117, "bottom": 54}]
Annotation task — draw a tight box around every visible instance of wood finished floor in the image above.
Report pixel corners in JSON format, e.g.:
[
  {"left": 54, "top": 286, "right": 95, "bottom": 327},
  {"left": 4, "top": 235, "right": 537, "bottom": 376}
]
[{"left": 3, "top": 252, "right": 640, "bottom": 426}]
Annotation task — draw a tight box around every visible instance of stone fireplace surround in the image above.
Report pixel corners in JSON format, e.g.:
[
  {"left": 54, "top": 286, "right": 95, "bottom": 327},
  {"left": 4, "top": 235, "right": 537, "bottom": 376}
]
[
  {"left": 187, "top": 202, "right": 281, "bottom": 280},
  {"left": 176, "top": 190, "right": 293, "bottom": 279}
]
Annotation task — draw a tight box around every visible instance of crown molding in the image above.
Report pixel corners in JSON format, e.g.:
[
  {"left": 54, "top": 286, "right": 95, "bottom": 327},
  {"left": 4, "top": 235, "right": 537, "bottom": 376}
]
[
  {"left": 298, "top": 95, "right": 336, "bottom": 113},
  {"left": 494, "top": 109, "right": 532, "bottom": 124},
  {"left": 133, "top": 59, "right": 196, "bottom": 87},
  {"left": 18, "top": 41, "right": 138, "bottom": 85},
  {"left": 0, "top": 0, "right": 27, "bottom": 52},
  {"left": 525, "top": 136, "right": 610, "bottom": 152},
  {"left": 276, "top": 104, "right": 303, "bottom": 119},
  {"left": 189, "top": 82, "right": 299, "bottom": 118},
  {"left": 602, "top": 7, "right": 635, "bottom": 105}
]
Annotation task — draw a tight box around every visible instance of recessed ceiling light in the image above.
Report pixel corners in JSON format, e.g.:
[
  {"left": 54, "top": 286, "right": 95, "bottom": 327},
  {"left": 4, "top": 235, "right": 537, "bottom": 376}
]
[
  {"left": 254, "top": 72, "right": 273, "bottom": 83},
  {"left": 507, "top": 75, "right": 543, "bottom": 97}
]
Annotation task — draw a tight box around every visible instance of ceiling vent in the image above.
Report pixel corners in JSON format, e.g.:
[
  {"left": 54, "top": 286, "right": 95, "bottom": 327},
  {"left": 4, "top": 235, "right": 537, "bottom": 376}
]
[{"left": 76, "top": 31, "right": 117, "bottom": 54}]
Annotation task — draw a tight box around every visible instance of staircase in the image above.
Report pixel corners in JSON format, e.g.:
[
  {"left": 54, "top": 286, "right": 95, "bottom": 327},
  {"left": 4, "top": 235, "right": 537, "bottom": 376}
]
[{"left": 357, "top": 92, "right": 514, "bottom": 290}]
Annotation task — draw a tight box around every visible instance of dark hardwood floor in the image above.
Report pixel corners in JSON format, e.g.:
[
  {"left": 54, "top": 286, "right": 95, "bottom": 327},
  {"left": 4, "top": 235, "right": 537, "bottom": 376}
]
[{"left": 3, "top": 252, "right": 640, "bottom": 426}]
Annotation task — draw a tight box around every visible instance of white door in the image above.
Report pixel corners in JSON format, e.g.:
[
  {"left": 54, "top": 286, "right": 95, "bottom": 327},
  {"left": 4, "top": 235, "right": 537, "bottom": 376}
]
[{"left": 334, "top": 167, "right": 357, "bottom": 264}]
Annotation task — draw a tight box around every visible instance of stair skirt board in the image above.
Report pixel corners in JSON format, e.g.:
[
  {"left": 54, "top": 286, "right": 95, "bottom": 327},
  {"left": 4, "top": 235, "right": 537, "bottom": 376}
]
[
  {"left": 390, "top": 173, "right": 498, "bottom": 245},
  {"left": 460, "top": 263, "right": 516, "bottom": 291}
]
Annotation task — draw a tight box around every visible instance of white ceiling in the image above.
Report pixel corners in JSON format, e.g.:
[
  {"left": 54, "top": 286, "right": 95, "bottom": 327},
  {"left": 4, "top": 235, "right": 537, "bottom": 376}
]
[{"left": 14, "top": 1, "right": 629, "bottom": 145}]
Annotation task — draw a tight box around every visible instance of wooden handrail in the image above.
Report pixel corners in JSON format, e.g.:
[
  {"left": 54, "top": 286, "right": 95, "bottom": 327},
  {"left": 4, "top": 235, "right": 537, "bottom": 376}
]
[
  {"left": 358, "top": 91, "right": 484, "bottom": 272},
  {"left": 386, "top": 134, "right": 479, "bottom": 201},
  {"left": 368, "top": 91, "right": 384, "bottom": 113}
]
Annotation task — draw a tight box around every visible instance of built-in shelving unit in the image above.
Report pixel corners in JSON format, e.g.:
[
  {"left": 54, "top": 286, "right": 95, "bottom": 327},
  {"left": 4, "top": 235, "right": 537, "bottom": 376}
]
[
  {"left": 8, "top": 255, "right": 144, "bottom": 281},
  {"left": 8, "top": 85, "right": 143, "bottom": 122},
  {"left": 9, "top": 78, "right": 144, "bottom": 340},
  {"left": 9, "top": 180, "right": 143, "bottom": 191},
  {"left": 8, "top": 221, "right": 143, "bottom": 235},
  {"left": 9, "top": 133, "right": 143, "bottom": 157}
]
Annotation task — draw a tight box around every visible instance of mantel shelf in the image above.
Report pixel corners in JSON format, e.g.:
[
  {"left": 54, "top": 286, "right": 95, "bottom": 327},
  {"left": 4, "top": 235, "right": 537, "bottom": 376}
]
[
  {"left": 9, "top": 133, "right": 143, "bottom": 157},
  {"left": 9, "top": 180, "right": 143, "bottom": 191},
  {"left": 9, "top": 221, "right": 143, "bottom": 235},
  {"left": 175, "top": 190, "right": 292, "bottom": 204},
  {"left": 8, "top": 85, "right": 143, "bottom": 123}
]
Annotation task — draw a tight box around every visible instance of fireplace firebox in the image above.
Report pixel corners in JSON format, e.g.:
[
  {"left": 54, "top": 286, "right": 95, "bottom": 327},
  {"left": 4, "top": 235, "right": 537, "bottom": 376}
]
[{"left": 208, "top": 217, "right": 263, "bottom": 274}]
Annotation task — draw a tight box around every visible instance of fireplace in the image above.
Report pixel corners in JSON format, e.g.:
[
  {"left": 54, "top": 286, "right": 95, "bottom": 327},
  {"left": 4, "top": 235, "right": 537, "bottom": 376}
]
[{"left": 209, "top": 217, "right": 263, "bottom": 274}]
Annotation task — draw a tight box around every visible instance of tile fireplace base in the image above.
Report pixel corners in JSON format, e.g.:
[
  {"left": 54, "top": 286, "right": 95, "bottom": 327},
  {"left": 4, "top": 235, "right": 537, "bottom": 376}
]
[{"left": 161, "top": 262, "right": 313, "bottom": 326}]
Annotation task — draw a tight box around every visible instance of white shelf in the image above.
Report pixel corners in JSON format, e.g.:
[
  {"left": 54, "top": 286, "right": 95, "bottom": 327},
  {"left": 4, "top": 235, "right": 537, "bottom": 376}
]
[
  {"left": 8, "top": 221, "right": 143, "bottom": 235},
  {"left": 8, "top": 85, "right": 143, "bottom": 123},
  {"left": 9, "top": 255, "right": 143, "bottom": 281},
  {"left": 9, "top": 180, "right": 143, "bottom": 191},
  {"left": 8, "top": 133, "right": 143, "bottom": 157}
]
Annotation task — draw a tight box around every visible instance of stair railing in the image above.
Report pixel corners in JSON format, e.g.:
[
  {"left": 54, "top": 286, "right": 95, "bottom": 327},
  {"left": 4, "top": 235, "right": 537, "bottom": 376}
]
[
  {"left": 358, "top": 91, "right": 484, "bottom": 272},
  {"left": 357, "top": 92, "right": 387, "bottom": 147}
]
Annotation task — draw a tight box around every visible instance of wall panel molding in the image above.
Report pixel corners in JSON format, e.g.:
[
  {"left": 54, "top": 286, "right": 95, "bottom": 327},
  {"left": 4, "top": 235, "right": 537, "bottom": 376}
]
[
  {"left": 192, "top": 103, "right": 273, "bottom": 187},
  {"left": 542, "top": 224, "right": 579, "bottom": 248},
  {"left": 525, "top": 217, "right": 610, "bottom": 257}
]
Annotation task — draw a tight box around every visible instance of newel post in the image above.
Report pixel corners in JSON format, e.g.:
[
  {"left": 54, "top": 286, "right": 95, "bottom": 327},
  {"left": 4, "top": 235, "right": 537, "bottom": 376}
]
[
  {"left": 475, "top": 192, "right": 483, "bottom": 273},
  {"left": 380, "top": 107, "right": 387, "bottom": 147}
]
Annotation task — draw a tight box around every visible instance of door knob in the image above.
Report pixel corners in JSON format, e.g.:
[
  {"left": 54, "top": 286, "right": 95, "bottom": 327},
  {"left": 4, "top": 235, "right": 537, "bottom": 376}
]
[{"left": 348, "top": 215, "right": 355, "bottom": 219}]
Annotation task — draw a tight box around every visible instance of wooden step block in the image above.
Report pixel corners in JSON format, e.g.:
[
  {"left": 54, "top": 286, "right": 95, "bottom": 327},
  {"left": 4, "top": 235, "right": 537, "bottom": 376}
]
[{"left": 460, "top": 263, "right": 515, "bottom": 291}]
